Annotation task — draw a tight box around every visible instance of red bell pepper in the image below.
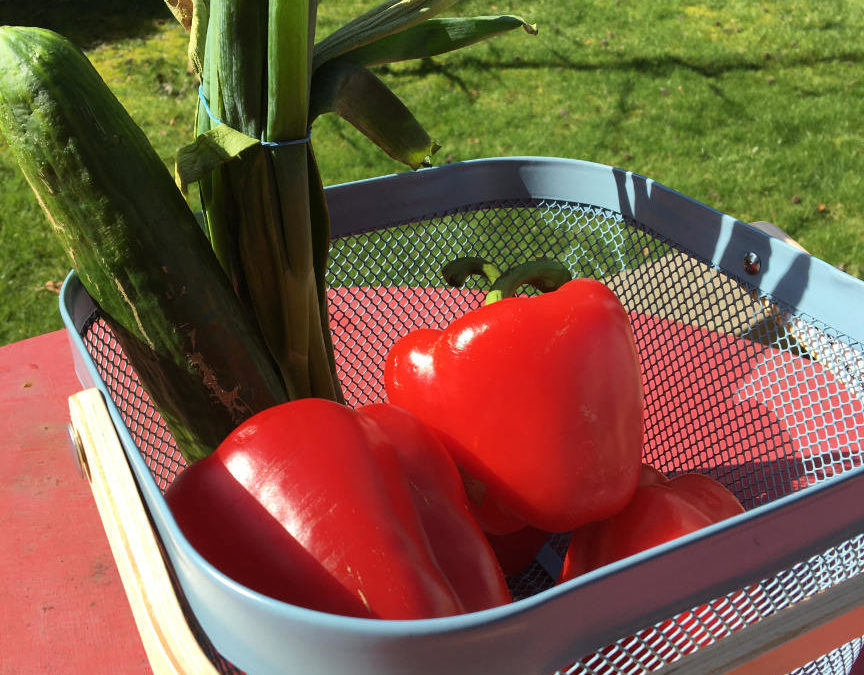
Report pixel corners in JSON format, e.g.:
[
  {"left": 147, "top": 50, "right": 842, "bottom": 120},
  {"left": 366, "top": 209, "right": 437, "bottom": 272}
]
[
  {"left": 559, "top": 464, "right": 749, "bottom": 670},
  {"left": 165, "top": 398, "right": 510, "bottom": 620},
  {"left": 384, "top": 271, "right": 644, "bottom": 534},
  {"left": 559, "top": 463, "right": 745, "bottom": 581},
  {"left": 484, "top": 525, "right": 552, "bottom": 577}
]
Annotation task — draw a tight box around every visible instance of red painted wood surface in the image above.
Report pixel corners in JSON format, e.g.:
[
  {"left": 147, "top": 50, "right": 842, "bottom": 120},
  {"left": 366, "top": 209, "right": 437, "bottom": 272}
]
[
  {"left": 0, "top": 329, "right": 149, "bottom": 674},
  {"left": 1, "top": 326, "right": 862, "bottom": 674}
]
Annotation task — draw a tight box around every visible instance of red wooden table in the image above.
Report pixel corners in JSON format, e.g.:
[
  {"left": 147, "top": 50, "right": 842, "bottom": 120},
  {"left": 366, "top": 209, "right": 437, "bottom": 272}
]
[
  {"left": 3, "top": 329, "right": 864, "bottom": 675},
  {"left": 0, "top": 329, "right": 150, "bottom": 674}
]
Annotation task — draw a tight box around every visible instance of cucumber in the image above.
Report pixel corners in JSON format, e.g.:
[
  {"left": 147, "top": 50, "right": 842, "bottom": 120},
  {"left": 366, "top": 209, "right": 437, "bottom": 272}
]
[{"left": 0, "top": 26, "right": 288, "bottom": 462}]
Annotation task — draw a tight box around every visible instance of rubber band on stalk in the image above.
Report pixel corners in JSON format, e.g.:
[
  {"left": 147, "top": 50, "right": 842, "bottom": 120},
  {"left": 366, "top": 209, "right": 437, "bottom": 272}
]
[{"left": 197, "top": 86, "right": 312, "bottom": 147}]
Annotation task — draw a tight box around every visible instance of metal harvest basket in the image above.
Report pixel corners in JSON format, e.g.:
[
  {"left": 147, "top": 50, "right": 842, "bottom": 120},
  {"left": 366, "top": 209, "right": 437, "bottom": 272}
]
[{"left": 60, "top": 157, "right": 864, "bottom": 675}]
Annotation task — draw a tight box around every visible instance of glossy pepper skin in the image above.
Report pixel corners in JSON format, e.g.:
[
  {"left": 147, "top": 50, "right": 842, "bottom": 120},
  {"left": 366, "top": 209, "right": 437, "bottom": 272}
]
[
  {"left": 384, "top": 278, "right": 644, "bottom": 534},
  {"left": 559, "top": 464, "right": 745, "bottom": 581},
  {"left": 165, "top": 398, "right": 510, "bottom": 620}
]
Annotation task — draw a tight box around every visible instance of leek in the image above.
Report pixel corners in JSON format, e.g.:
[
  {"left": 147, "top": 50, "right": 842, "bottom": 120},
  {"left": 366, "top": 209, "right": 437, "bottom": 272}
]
[{"left": 167, "top": 0, "right": 537, "bottom": 406}]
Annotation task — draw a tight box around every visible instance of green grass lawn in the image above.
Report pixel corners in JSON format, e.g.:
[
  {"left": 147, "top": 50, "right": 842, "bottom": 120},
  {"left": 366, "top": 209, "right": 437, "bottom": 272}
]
[{"left": 0, "top": 0, "right": 862, "bottom": 345}]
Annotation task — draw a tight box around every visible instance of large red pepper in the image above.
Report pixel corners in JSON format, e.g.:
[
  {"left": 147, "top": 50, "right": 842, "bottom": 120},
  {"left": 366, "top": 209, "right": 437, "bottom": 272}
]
[
  {"left": 559, "top": 463, "right": 745, "bottom": 581},
  {"left": 384, "top": 263, "right": 644, "bottom": 534},
  {"left": 165, "top": 398, "right": 510, "bottom": 619}
]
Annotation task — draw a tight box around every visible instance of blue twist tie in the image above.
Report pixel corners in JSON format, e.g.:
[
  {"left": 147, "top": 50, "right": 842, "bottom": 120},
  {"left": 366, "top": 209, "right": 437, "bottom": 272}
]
[{"left": 198, "top": 86, "right": 311, "bottom": 146}]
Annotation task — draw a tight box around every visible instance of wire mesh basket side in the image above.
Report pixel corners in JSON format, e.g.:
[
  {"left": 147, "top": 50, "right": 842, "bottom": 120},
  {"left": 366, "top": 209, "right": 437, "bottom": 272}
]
[
  {"left": 553, "top": 533, "right": 864, "bottom": 675},
  {"left": 321, "top": 197, "right": 864, "bottom": 675},
  {"left": 79, "top": 196, "right": 864, "bottom": 506},
  {"left": 81, "top": 315, "right": 186, "bottom": 491},
  {"left": 792, "top": 636, "right": 864, "bottom": 675},
  {"left": 75, "top": 194, "right": 864, "bottom": 675},
  {"left": 324, "top": 198, "right": 864, "bottom": 507}
]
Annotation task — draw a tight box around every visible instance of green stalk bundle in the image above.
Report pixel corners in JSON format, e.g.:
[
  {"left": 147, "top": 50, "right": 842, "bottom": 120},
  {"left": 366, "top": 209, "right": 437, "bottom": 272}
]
[
  {"left": 172, "top": 0, "right": 537, "bottom": 411},
  {"left": 193, "top": 0, "right": 340, "bottom": 402}
]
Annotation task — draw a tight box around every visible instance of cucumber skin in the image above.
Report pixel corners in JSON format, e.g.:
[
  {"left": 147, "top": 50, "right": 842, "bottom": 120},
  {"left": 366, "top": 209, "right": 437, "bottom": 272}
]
[{"left": 0, "top": 26, "right": 288, "bottom": 462}]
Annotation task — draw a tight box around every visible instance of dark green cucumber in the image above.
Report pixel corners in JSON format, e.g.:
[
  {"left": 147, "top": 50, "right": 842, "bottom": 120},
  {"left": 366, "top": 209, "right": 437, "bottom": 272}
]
[{"left": 0, "top": 26, "right": 287, "bottom": 462}]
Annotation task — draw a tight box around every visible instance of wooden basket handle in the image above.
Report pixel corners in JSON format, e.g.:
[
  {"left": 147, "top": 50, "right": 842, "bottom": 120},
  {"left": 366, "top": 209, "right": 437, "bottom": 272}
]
[{"left": 68, "top": 388, "right": 218, "bottom": 675}]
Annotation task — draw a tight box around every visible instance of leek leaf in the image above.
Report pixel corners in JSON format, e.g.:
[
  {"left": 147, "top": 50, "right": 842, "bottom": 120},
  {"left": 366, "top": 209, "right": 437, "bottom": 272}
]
[
  {"left": 313, "top": 0, "right": 458, "bottom": 70},
  {"left": 310, "top": 60, "right": 439, "bottom": 169},
  {"left": 161, "top": 0, "right": 208, "bottom": 78},
  {"left": 187, "top": 0, "right": 210, "bottom": 79},
  {"left": 174, "top": 124, "right": 259, "bottom": 193},
  {"left": 338, "top": 16, "right": 537, "bottom": 67},
  {"left": 214, "top": 0, "right": 266, "bottom": 138}
]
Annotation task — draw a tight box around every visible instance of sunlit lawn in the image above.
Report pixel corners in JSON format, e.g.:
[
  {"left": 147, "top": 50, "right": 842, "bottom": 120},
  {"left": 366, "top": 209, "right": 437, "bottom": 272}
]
[{"left": 0, "top": 0, "right": 861, "bottom": 344}]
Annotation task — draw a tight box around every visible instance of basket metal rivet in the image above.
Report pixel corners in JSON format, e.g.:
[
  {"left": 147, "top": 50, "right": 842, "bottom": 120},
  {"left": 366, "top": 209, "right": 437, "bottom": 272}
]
[{"left": 743, "top": 251, "right": 761, "bottom": 275}]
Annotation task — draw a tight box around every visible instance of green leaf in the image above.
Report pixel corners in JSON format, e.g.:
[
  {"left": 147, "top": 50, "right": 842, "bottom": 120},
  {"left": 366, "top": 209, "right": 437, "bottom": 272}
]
[
  {"left": 310, "top": 60, "right": 439, "bottom": 170},
  {"left": 267, "top": 0, "right": 316, "bottom": 141},
  {"left": 313, "top": 0, "right": 459, "bottom": 70},
  {"left": 187, "top": 0, "right": 210, "bottom": 79},
  {"left": 338, "top": 15, "right": 538, "bottom": 66},
  {"left": 174, "top": 124, "right": 260, "bottom": 193},
  {"left": 214, "top": 0, "right": 267, "bottom": 138}
]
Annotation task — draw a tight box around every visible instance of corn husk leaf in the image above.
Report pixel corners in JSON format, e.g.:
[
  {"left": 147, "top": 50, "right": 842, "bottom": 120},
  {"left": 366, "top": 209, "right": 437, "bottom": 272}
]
[
  {"left": 310, "top": 60, "right": 439, "bottom": 169},
  {"left": 337, "top": 15, "right": 537, "bottom": 66}
]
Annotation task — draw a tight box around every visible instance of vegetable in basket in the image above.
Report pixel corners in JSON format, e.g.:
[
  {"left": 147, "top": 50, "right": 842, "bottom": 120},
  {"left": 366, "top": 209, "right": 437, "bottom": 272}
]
[
  {"left": 169, "top": 0, "right": 539, "bottom": 410},
  {"left": 485, "top": 462, "right": 744, "bottom": 579},
  {"left": 557, "top": 463, "right": 747, "bottom": 669},
  {"left": 384, "top": 258, "right": 645, "bottom": 534},
  {"left": 485, "top": 525, "right": 553, "bottom": 577},
  {"left": 165, "top": 398, "right": 511, "bottom": 619},
  {"left": 558, "top": 463, "right": 745, "bottom": 582},
  {"left": 0, "top": 26, "right": 288, "bottom": 462},
  {"left": 0, "top": 1, "right": 538, "bottom": 463}
]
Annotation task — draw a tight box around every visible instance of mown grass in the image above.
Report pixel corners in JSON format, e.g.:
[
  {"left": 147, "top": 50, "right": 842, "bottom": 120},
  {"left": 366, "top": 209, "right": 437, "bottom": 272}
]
[{"left": 0, "top": 0, "right": 862, "bottom": 344}]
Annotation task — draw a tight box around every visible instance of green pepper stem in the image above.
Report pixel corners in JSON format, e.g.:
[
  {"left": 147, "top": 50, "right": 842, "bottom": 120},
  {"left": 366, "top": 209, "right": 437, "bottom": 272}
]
[
  {"left": 485, "top": 259, "right": 572, "bottom": 305},
  {"left": 442, "top": 256, "right": 503, "bottom": 287}
]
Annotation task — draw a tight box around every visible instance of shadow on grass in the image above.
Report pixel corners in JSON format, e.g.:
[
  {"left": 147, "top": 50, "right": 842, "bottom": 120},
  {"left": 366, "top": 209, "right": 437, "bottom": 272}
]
[
  {"left": 0, "top": 0, "right": 171, "bottom": 49},
  {"left": 387, "top": 48, "right": 864, "bottom": 81}
]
